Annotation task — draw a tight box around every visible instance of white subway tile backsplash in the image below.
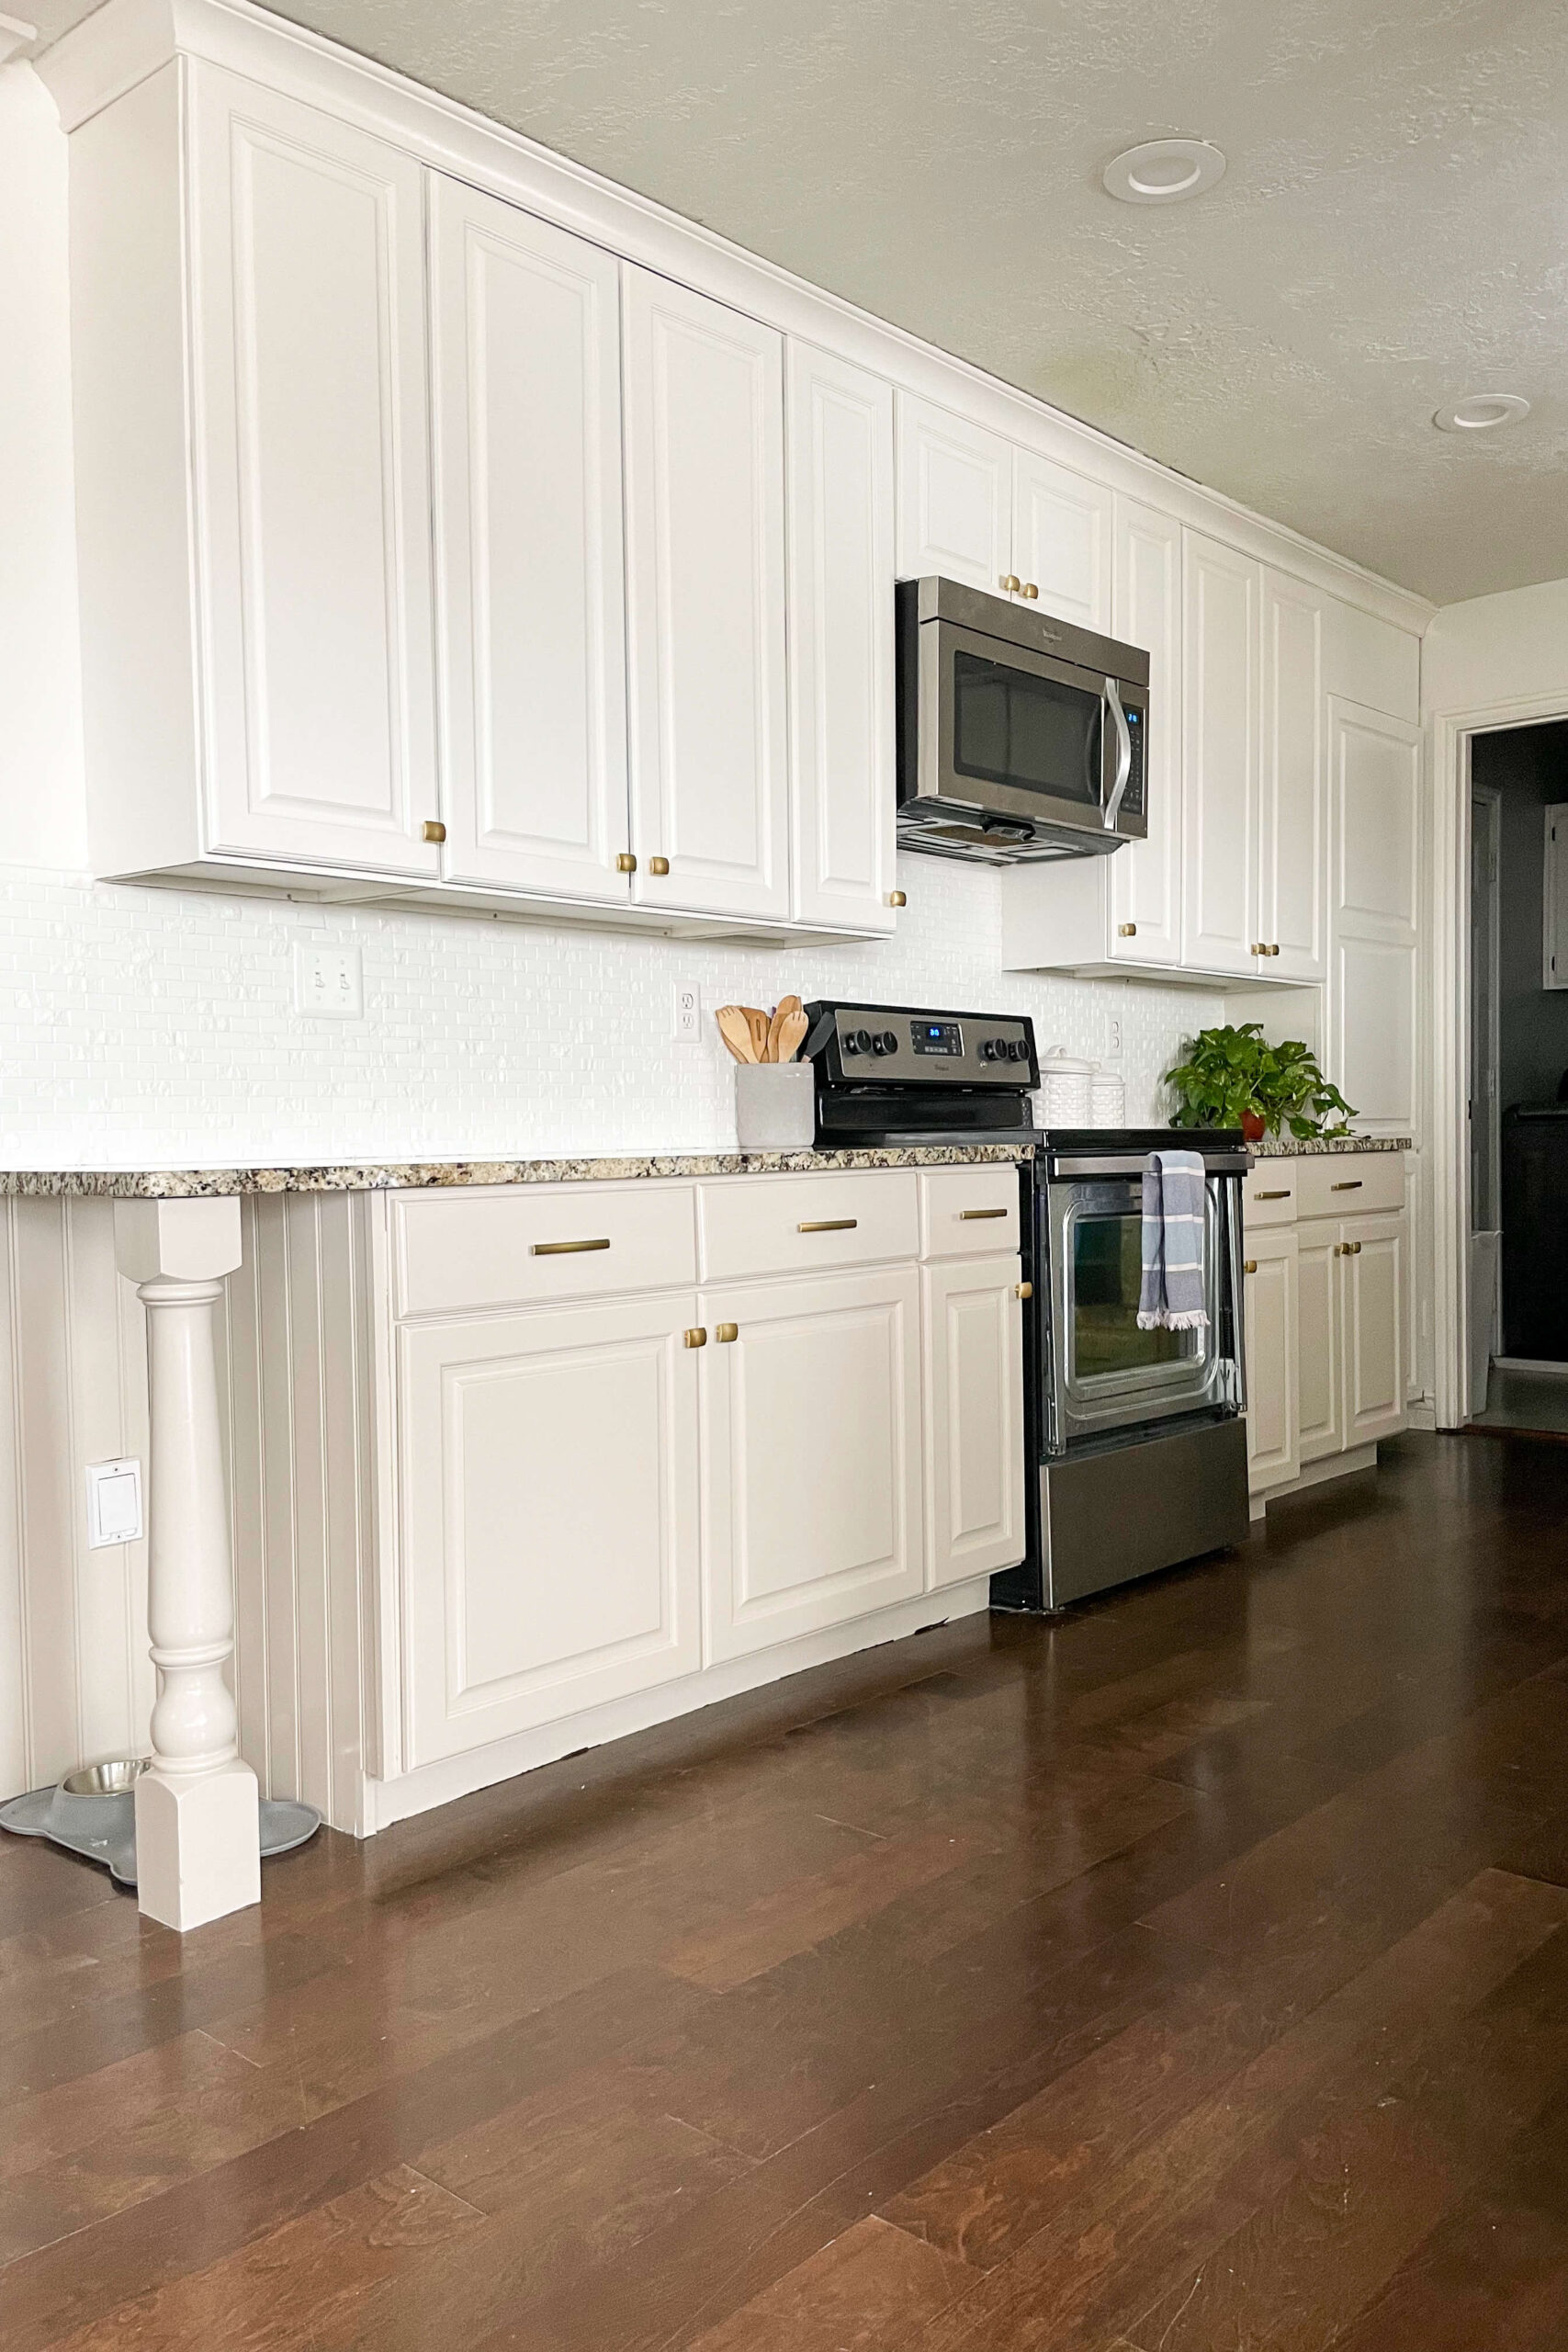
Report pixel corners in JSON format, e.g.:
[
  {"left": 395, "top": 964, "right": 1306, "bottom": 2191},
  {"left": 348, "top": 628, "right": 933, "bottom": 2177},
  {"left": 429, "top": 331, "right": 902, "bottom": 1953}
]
[{"left": 0, "top": 857, "right": 1199, "bottom": 1167}]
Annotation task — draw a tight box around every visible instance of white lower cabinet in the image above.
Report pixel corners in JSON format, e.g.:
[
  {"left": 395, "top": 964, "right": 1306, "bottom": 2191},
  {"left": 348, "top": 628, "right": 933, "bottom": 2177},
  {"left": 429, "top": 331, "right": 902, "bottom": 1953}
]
[
  {"left": 1243, "top": 1228, "right": 1299, "bottom": 1493},
  {"left": 399, "top": 1293, "right": 702, "bottom": 1767},
  {"left": 1244, "top": 1157, "right": 1407, "bottom": 1498},
  {"left": 921, "top": 1256, "right": 1026, "bottom": 1587},
  {"left": 701, "top": 1266, "right": 923, "bottom": 1660}
]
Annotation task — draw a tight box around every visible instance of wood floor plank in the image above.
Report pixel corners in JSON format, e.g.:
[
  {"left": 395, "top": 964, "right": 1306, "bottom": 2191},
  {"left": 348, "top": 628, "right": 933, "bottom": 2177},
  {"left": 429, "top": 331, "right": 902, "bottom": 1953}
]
[{"left": 681, "top": 2216, "right": 976, "bottom": 2352}]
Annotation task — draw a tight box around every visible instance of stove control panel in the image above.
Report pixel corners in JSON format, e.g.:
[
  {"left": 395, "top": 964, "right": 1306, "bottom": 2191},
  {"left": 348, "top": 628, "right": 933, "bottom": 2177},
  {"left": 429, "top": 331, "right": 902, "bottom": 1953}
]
[{"left": 810, "top": 1003, "right": 1037, "bottom": 1088}]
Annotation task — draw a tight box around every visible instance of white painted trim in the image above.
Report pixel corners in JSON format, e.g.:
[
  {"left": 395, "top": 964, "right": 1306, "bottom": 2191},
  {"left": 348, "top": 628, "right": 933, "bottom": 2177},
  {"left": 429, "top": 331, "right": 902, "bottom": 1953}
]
[
  {"left": 1493, "top": 1356, "right": 1568, "bottom": 1379},
  {"left": 1428, "top": 692, "right": 1568, "bottom": 1430},
  {"left": 37, "top": 0, "right": 1432, "bottom": 637},
  {"left": 364, "top": 1572, "right": 992, "bottom": 1831},
  {"left": 1257, "top": 1442, "right": 1380, "bottom": 1505},
  {"left": 1471, "top": 781, "right": 1502, "bottom": 1228}
]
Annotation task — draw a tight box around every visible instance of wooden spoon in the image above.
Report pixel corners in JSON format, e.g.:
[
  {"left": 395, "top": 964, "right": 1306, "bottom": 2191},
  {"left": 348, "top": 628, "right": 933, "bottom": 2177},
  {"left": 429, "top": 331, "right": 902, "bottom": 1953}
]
[
  {"left": 743, "top": 1006, "right": 771, "bottom": 1061},
  {"left": 716, "top": 1005, "right": 758, "bottom": 1063},
  {"left": 774, "top": 1006, "right": 809, "bottom": 1063},
  {"left": 766, "top": 993, "right": 803, "bottom": 1064}
]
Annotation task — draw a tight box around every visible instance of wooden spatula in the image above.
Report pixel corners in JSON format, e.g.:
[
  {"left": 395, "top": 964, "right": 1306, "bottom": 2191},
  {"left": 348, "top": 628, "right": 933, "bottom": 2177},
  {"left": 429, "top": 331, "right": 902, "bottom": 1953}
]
[
  {"left": 766, "top": 993, "right": 803, "bottom": 1063},
  {"left": 716, "top": 1005, "right": 758, "bottom": 1063},
  {"left": 774, "top": 1006, "right": 809, "bottom": 1063},
  {"left": 743, "top": 1006, "right": 771, "bottom": 1061}
]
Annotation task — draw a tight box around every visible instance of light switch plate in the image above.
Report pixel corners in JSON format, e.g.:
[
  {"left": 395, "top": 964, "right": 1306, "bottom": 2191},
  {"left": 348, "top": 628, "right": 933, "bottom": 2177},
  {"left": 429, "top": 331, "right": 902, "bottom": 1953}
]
[
  {"left": 295, "top": 944, "right": 365, "bottom": 1018},
  {"left": 86, "top": 1458, "right": 143, "bottom": 1548}
]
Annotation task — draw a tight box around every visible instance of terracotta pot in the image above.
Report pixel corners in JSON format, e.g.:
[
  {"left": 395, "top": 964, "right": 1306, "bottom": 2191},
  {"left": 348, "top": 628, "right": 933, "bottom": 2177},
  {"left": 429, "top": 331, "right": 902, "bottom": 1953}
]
[{"left": 1240, "top": 1110, "right": 1267, "bottom": 1143}]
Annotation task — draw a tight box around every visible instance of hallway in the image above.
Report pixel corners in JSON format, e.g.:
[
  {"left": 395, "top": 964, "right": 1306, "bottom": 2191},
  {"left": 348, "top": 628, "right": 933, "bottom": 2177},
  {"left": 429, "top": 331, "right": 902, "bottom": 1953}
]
[{"left": 5, "top": 1433, "right": 1568, "bottom": 2349}]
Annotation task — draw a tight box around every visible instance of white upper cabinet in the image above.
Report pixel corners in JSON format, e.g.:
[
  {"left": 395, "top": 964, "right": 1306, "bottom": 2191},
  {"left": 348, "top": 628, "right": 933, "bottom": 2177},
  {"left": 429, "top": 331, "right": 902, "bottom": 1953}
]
[
  {"left": 190, "top": 67, "right": 441, "bottom": 876},
  {"left": 1011, "top": 450, "right": 1111, "bottom": 631},
  {"left": 623, "top": 269, "right": 790, "bottom": 922},
  {"left": 896, "top": 394, "right": 1011, "bottom": 591},
  {"left": 1259, "top": 571, "right": 1326, "bottom": 980},
  {"left": 1181, "top": 530, "right": 1261, "bottom": 977},
  {"left": 1108, "top": 497, "right": 1182, "bottom": 965},
  {"left": 430, "top": 176, "right": 630, "bottom": 901},
  {"left": 1328, "top": 697, "right": 1421, "bottom": 1135},
  {"left": 786, "top": 342, "right": 897, "bottom": 933}
]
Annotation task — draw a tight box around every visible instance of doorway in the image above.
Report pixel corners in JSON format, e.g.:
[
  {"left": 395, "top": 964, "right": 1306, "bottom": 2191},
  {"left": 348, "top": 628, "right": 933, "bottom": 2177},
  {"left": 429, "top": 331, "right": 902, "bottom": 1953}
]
[{"left": 1462, "top": 720, "right": 1568, "bottom": 1433}]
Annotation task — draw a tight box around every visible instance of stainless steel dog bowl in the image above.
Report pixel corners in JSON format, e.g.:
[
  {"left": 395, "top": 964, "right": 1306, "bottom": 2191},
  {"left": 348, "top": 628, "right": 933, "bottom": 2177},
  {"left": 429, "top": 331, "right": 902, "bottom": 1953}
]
[{"left": 62, "top": 1758, "right": 148, "bottom": 1797}]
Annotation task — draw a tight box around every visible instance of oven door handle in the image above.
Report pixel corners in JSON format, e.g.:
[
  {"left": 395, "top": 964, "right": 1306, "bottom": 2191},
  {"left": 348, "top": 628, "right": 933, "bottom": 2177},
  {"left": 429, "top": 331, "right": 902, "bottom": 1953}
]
[
  {"left": 1103, "top": 677, "right": 1132, "bottom": 832},
  {"left": 1050, "top": 1153, "right": 1250, "bottom": 1178}
]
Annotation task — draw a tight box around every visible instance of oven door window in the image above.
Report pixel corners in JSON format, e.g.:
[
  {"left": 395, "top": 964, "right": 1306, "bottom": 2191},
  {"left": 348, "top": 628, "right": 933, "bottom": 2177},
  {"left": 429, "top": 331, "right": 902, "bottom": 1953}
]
[
  {"left": 1072, "top": 1207, "right": 1195, "bottom": 1380},
  {"left": 1045, "top": 1177, "right": 1230, "bottom": 1449},
  {"left": 952, "top": 650, "right": 1102, "bottom": 807}
]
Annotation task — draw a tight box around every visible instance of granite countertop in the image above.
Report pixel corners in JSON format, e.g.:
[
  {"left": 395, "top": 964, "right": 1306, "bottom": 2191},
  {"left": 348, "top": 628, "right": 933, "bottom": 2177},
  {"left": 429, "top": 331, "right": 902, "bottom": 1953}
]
[
  {"left": 1249, "top": 1135, "right": 1411, "bottom": 1158},
  {"left": 0, "top": 1141, "right": 1033, "bottom": 1200}
]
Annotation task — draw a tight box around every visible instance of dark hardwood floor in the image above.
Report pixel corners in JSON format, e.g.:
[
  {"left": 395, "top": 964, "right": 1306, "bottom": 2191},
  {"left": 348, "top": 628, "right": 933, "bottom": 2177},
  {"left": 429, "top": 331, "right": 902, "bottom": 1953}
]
[{"left": 6, "top": 1430, "right": 1568, "bottom": 2350}]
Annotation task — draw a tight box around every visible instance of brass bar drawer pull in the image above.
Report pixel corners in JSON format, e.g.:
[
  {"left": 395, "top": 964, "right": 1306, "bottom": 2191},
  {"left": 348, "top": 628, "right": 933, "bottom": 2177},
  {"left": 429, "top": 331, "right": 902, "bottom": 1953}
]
[
  {"left": 1331, "top": 1179, "right": 1364, "bottom": 1191},
  {"left": 959, "top": 1207, "right": 1008, "bottom": 1220},
  {"left": 1254, "top": 1189, "right": 1291, "bottom": 1201},
  {"left": 683, "top": 1327, "right": 707, "bottom": 1349},
  {"left": 797, "top": 1217, "right": 857, "bottom": 1232},
  {"left": 1244, "top": 1259, "right": 1258, "bottom": 1274},
  {"left": 530, "top": 1238, "right": 611, "bottom": 1257},
  {"left": 715, "top": 1323, "right": 739, "bottom": 1343}
]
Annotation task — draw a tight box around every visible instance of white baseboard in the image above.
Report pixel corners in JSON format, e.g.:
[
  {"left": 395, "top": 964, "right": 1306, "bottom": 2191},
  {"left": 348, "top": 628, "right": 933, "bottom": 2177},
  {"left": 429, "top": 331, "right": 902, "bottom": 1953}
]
[
  {"left": 1493, "top": 1357, "right": 1568, "bottom": 1379},
  {"left": 362, "top": 1574, "right": 994, "bottom": 1835},
  {"left": 1252, "top": 1442, "right": 1379, "bottom": 1510}
]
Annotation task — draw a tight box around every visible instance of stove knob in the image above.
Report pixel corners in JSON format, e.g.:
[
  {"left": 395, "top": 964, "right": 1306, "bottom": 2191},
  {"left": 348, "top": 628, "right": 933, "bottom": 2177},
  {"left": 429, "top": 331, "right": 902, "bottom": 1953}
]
[
  {"left": 979, "top": 1039, "right": 996, "bottom": 1063},
  {"left": 852, "top": 1028, "right": 873, "bottom": 1056},
  {"left": 879, "top": 1030, "right": 897, "bottom": 1055},
  {"left": 1007, "top": 1040, "right": 1024, "bottom": 1063},
  {"left": 871, "top": 1032, "right": 890, "bottom": 1057}
]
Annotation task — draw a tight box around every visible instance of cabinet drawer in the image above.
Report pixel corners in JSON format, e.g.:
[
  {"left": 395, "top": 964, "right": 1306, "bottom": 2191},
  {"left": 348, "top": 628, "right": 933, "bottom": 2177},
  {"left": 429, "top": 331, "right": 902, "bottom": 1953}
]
[
  {"left": 392, "top": 1182, "right": 697, "bottom": 1316},
  {"left": 919, "top": 1164, "right": 1021, "bottom": 1258},
  {"left": 697, "top": 1170, "right": 918, "bottom": 1282},
  {"left": 1245, "top": 1160, "right": 1298, "bottom": 1227},
  {"left": 1297, "top": 1154, "right": 1404, "bottom": 1221}
]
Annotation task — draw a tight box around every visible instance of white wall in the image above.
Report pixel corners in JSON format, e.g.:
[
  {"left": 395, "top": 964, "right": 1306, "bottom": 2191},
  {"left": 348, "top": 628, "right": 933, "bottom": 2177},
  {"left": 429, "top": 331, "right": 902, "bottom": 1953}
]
[{"left": 1423, "top": 577, "right": 1568, "bottom": 720}]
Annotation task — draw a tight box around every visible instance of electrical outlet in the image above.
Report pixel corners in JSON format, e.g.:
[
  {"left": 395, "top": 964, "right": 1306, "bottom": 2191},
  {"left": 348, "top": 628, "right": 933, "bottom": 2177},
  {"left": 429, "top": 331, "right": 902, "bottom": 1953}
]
[
  {"left": 1107, "top": 1017, "right": 1123, "bottom": 1059},
  {"left": 671, "top": 980, "right": 701, "bottom": 1042},
  {"left": 295, "top": 944, "right": 364, "bottom": 1018}
]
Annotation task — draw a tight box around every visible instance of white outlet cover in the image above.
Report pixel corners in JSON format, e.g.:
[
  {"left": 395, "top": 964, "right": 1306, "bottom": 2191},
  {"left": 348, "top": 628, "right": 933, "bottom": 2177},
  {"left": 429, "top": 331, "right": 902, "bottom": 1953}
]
[
  {"left": 671, "top": 980, "right": 701, "bottom": 1042},
  {"left": 86, "top": 1458, "right": 142, "bottom": 1548},
  {"left": 295, "top": 944, "right": 365, "bottom": 1018}
]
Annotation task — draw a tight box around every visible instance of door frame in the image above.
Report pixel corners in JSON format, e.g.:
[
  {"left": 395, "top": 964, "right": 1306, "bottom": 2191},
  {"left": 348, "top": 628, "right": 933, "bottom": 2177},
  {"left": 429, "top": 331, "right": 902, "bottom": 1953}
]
[
  {"left": 1468, "top": 781, "right": 1502, "bottom": 1236},
  {"left": 1430, "top": 693, "right": 1568, "bottom": 1427}
]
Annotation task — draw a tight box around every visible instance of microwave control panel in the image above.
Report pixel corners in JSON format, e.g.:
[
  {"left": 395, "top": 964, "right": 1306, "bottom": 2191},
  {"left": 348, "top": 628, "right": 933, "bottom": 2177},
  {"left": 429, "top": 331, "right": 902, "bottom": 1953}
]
[{"left": 1118, "top": 696, "right": 1147, "bottom": 819}]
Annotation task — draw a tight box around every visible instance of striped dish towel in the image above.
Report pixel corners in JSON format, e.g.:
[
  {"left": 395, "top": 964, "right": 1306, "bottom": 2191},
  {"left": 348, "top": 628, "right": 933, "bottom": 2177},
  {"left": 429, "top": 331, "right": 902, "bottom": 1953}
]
[{"left": 1137, "top": 1149, "right": 1210, "bottom": 1331}]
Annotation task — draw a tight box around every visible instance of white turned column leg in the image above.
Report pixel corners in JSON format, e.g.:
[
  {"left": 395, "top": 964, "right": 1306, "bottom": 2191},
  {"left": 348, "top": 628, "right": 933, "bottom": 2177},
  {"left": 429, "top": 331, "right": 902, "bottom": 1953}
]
[{"left": 116, "top": 1198, "right": 258, "bottom": 1931}]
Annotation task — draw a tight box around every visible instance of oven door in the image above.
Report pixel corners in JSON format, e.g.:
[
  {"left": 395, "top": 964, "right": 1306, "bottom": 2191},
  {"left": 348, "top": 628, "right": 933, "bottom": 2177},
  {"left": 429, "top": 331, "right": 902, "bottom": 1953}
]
[
  {"left": 1043, "top": 1173, "right": 1236, "bottom": 1452},
  {"left": 916, "top": 618, "right": 1147, "bottom": 844}
]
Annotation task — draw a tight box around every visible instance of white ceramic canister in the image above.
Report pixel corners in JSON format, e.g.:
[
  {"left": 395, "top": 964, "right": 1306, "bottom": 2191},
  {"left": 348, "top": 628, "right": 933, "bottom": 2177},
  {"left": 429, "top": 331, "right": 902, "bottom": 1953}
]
[
  {"left": 1089, "top": 1069, "right": 1126, "bottom": 1128},
  {"left": 1036, "top": 1048, "right": 1097, "bottom": 1127}
]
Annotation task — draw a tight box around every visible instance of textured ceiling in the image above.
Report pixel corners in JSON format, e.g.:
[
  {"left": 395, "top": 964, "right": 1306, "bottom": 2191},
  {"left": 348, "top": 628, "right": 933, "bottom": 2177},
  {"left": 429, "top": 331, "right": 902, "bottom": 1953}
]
[{"left": 29, "top": 0, "right": 1568, "bottom": 603}]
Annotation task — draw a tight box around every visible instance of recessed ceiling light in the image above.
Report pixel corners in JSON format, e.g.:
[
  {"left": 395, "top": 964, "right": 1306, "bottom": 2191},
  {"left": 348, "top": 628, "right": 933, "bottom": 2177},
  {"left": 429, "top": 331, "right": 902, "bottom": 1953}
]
[
  {"left": 1101, "top": 138, "right": 1226, "bottom": 205},
  {"left": 1433, "top": 392, "right": 1531, "bottom": 434}
]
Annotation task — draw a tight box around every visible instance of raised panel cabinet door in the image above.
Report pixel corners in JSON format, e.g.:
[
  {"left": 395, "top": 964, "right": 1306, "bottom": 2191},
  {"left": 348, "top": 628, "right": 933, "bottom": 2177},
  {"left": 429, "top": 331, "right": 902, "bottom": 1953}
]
[
  {"left": 1109, "top": 496, "right": 1182, "bottom": 965},
  {"left": 1343, "top": 1214, "right": 1406, "bottom": 1444},
  {"left": 1010, "top": 450, "right": 1111, "bottom": 630},
  {"left": 701, "top": 1267, "right": 923, "bottom": 1660},
  {"left": 1259, "top": 571, "right": 1326, "bottom": 979},
  {"left": 1296, "top": 1225, "right": 1344, "bottom": 1463},
  {"left": 187, "top": 65, "right": 441, "bottom": 875},
  {"left": 921, "top": 1256, "right": 1026, "bottom": 1588},
  {"left": 1181, "top": 530, "right": 1261, "bottom": 977},
  {"left": 430, "top": 176, "right": 630, "bottom": 899},
  {"left": 1328, "top": 697, "right": 1421, "bottom": 1134},
  {"left": 1243, "top": 1228, "right": 1299, "bottom": 1492},
  {"left": 399, "top": 1295, "right": 701, "bottom": 1765},
  {"left": 786, "top": 342, "right": 897, "bottom": 933},
  {"left": 623, "top": 269, "right": 789, "bottom": 920},
  {"left": 895, "top": 393, "right": 1012, "bottom": 591}
]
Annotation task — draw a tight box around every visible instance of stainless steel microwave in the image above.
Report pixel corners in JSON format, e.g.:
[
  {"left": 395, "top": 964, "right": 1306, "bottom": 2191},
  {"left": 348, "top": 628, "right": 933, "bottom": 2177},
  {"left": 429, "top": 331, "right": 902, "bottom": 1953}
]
[{"left": 896, "top": 577, "right": 1151, "bottom": 865}]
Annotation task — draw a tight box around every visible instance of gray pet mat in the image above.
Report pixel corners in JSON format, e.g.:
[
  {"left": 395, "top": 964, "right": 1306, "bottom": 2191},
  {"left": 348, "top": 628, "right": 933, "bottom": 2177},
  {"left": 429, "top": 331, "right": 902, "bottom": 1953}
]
[{"left": 0, "top": 1781, "right": 320, "bottom": 1887}]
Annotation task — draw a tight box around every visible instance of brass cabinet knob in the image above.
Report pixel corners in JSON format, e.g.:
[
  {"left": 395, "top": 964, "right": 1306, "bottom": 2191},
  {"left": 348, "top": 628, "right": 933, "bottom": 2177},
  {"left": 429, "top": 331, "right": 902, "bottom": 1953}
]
[
  {"left": 683, "top": 1327, "right": 706, "bottom": 1348},
  {"left": 1244, "top": 1259, "right": 1258, "bottom": 1274},
  {"left": 1015, "top": 1281, "right": 1033, "bottom": 1299},
  {"left": 715, "top": 1322, "right": 739, "bottom": 1343},
  {"left": 887, "top": 889, "right": 907, "bottom": 908},
  {"left": 1021, "top": 582, "right": 1039, "bottom": 600},
  {"left": 423, "top": 820, "right": 446, "bottom": 843},
  {"left": 649, "top": 856, "right": 670, "bottom": 876},
  {"left": 1249, "top": 943, "right": 1264, "bottom": 957},
  {"left": 1351, "top": 1239, "right": 1362, "bottom": 1254},
  {"left": 1118, "top": 922, "right": 1136, "bottom": 937},
  {"left": 1268, "top": 944, "right": 1281, "bottom": 957},
  {"left": 615, "top": 852, "right": 637, "bottom": 873},
  {"left": 1000, "top": 573, "right": 1021, "bottom": 594}
]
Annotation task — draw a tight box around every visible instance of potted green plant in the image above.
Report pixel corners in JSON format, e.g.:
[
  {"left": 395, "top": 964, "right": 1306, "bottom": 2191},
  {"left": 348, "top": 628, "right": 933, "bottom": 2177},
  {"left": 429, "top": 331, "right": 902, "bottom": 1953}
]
[{"left": 1164, "top": 1023, "right": 1355, "bottom": 1143}]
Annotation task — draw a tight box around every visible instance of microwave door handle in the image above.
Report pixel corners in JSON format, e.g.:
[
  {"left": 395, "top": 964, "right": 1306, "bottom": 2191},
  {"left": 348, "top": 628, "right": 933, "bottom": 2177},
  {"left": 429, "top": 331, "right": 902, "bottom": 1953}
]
[{"left": 1103, "top": 677, "right": 1133, "bottom": 831}]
